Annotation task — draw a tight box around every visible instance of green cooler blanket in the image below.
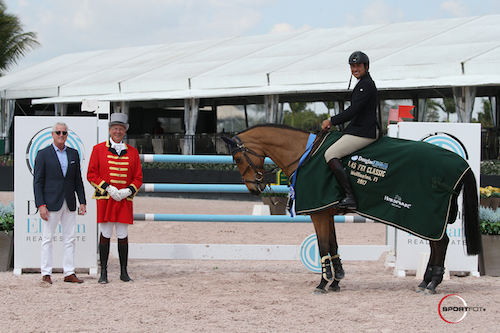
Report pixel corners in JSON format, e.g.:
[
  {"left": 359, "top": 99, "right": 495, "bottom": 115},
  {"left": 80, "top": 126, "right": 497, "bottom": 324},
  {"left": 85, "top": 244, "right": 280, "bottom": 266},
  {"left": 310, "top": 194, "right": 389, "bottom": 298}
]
[{"left": 293, "top": 132, "right": 470, "bottom": 241}]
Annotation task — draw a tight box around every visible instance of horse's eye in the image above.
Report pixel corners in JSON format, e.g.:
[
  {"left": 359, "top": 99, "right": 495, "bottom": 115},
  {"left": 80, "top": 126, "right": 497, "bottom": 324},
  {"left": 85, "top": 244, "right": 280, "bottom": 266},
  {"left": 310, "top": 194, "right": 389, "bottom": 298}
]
[{"left": 236, "top": 157, "right": 243, "bottom": 164}]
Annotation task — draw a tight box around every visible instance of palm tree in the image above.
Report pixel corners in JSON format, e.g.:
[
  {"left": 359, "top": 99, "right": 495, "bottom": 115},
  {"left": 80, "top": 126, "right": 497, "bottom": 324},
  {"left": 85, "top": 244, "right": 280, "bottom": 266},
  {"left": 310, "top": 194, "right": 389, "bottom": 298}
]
[
  {"left": 283, "top": 102, "right": 326, "bottom": 131},
  {"left": 427, "top": 98, "right": 456, "bottom": 122},
  {"left": 475, "top": 98, "right": 493, "bottom": 127},
  {"left": 0, "top": 1, "right": 39, "bottom": 75}
]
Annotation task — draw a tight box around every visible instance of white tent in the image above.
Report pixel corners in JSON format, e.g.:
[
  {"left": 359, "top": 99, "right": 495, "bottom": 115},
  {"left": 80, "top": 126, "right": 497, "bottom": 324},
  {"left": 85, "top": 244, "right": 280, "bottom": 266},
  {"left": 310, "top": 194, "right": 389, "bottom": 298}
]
[
  {"left": 0, "top": 15, "right": 498, "bottom": 102},
  {"left": 1, "top": 15, "right": 500, "bottom": 153}
]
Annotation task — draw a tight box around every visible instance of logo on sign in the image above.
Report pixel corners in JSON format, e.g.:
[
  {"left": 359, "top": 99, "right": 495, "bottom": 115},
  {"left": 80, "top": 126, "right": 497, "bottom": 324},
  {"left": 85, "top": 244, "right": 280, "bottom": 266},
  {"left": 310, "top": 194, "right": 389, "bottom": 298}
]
[
  {"left": 300, "top": 234, "right": 321, "bottom": 273},
  {"left": 421, "top": 132, "right": 468, "bottom": 160},
  {"left": 25, "top": 127, "right": 86, "bottom": 175}
]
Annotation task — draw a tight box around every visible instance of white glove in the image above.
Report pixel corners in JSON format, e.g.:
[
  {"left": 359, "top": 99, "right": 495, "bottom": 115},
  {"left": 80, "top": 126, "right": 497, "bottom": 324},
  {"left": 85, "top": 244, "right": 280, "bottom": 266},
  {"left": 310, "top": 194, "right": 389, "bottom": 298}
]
[
  {"left": 106, "top": 185, "right": 122, "bottom": 201},
  {"left": 118, "top": 188, "right": 132, "bottom": 201}
]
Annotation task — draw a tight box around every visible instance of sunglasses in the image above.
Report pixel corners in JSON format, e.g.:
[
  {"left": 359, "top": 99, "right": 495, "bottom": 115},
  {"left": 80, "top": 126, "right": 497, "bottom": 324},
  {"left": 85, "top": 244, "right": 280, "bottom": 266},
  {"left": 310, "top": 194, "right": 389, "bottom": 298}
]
[{"left": 54, "top": 131, "right": 68, "bottom": 135}]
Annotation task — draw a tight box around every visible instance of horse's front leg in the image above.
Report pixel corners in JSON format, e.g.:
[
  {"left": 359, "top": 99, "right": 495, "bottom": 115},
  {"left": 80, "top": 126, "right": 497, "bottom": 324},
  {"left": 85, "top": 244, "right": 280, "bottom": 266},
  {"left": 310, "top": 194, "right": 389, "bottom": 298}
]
[{"left": 311, "top": 211, "right": 334, "bottom": 294}]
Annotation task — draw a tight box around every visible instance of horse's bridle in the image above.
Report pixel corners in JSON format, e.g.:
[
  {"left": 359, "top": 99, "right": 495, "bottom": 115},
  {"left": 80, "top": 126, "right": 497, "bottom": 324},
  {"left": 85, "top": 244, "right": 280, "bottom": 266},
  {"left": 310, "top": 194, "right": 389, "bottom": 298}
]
[
  {"left": 229, "top": 134, "right": 303, "bottom": 193},
  {"left": 229, "top": 135, "right": 267, "bottom": 187}
]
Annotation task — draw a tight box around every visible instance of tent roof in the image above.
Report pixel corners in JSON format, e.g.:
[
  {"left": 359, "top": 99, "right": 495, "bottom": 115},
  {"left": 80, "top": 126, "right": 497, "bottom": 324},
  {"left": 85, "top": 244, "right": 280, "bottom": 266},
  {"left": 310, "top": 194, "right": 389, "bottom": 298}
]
[{"left": 1, "top": 15, "right": 499, "bottom": 104}]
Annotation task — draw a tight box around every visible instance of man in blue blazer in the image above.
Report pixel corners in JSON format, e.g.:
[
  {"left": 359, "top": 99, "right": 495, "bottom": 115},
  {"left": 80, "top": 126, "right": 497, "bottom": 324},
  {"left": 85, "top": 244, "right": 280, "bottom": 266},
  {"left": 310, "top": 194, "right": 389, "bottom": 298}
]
[{"left": 34, "top": 121, "right": 87, "bottom": 284}]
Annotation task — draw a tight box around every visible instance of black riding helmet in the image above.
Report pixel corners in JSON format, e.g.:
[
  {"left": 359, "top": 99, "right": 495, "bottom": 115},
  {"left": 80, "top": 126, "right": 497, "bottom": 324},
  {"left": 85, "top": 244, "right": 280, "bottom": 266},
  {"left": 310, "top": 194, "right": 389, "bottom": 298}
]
[{"left": 348, "top": 51, "right": 369, "bottom": 70}]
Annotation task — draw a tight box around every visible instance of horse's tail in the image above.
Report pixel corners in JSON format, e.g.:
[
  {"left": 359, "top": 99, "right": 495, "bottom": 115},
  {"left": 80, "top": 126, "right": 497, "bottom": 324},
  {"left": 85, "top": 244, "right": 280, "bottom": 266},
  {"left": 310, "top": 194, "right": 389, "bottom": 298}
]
[{"left": 462, "top": 168, "right": 482, "bottom": 255}]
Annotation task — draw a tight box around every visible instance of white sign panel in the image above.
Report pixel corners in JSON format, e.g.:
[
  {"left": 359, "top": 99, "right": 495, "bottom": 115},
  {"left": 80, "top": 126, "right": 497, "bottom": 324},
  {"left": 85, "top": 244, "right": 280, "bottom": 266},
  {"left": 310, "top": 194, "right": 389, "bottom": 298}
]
[
  {"left": 392, "top": 122, "right": 480, "bottom": 274},
  {"left": 14, "top": 117, "right": 98, "bottom": 274}
]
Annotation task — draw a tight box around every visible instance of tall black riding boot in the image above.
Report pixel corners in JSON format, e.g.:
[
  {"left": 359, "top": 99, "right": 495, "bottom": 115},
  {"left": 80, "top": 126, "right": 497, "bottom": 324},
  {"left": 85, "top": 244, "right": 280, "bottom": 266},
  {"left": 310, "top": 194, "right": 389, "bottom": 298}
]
[
  {"left": 118, "top": 237, "right": 133, "bottom": 282},
  {"left": 327, "top": 158, "right": 357, "bottom": 210},
  {"left": 98, "top": 235, "right": 110, "bottom": 284}
]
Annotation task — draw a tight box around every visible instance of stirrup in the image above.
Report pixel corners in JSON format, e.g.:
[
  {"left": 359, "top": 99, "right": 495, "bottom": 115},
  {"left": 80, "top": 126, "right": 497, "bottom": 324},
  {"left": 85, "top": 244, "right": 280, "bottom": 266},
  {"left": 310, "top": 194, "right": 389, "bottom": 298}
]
[
  {"left": 321, "top": 255, "right": 333, "bottom": 282},
  {"left": 333, "top": 197, "right": 357, "bottom": 210}
]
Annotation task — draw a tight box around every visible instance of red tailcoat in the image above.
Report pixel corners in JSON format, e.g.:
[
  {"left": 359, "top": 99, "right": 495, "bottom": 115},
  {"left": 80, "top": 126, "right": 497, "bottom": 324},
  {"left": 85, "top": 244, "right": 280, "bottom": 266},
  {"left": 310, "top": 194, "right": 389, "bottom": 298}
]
[{"left": 87, "top": 141, "right": 143, "bottom": 224}]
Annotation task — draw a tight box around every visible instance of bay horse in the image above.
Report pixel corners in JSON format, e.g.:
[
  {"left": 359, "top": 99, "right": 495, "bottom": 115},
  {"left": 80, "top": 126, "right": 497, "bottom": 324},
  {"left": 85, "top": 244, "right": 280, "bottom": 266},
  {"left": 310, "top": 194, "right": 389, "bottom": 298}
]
[{"left": 222, "top": 124, "right": 481, "bottom": 295}]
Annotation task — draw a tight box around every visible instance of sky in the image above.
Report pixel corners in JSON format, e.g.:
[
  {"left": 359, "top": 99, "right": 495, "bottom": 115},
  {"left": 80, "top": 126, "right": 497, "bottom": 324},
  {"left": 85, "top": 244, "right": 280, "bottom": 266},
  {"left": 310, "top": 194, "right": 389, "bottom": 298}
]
[{"left": 4, "top": 0, "right": 500, "bottom": 74}]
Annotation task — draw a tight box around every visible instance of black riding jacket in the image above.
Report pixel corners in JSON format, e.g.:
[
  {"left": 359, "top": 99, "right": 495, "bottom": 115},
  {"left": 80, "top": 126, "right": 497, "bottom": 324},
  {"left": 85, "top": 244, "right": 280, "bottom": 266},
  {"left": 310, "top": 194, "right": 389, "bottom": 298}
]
[{"left": 330, "top": 72, "right": 379, "bottom": 139}]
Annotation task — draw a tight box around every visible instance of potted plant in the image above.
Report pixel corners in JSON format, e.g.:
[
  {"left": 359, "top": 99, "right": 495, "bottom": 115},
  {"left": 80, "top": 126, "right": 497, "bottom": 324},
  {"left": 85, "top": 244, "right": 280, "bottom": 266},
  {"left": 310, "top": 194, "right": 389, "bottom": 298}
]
[
  {"left": 0, "top": 202, "right": 14, "bottom": 271},
  {"left": 478, "top": 206, "right": 500, "bottom": 276},
  {"left": 261, "top": 192, "right": 288, "bottom": 215},
  {"left": 260, "top": 170, "right": 290, "bottom": 215},
  {"left": 480, "top": 186, "right": 500, "bottom": 209}
]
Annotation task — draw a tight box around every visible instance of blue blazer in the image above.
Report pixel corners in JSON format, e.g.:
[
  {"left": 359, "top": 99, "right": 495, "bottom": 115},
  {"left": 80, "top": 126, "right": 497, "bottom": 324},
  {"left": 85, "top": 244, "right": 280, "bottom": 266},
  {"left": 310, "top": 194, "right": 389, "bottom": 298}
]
[{"left": 33, "top": 144, "right": 87, "bottom": 211}]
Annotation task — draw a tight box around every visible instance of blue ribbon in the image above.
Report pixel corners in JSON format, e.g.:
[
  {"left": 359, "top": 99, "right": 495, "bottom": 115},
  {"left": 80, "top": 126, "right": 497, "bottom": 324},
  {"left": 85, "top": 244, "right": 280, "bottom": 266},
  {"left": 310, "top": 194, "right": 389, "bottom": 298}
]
[{"left": 289, "top": 133, "right": 317, "bottom": 217}]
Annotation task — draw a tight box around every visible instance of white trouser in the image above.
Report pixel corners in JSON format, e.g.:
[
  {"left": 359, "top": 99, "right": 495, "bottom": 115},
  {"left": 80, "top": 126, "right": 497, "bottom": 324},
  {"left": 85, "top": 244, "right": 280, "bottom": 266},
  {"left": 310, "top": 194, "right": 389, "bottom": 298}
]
[
  {"left": 99, "top": 222, "right": 129, "bottom": 239},
  {"left": 324, "top": 134, "right": 378, "bottom": 162},
  {"left": 40, "top": 203, "right": 76, "bottom": 277}
]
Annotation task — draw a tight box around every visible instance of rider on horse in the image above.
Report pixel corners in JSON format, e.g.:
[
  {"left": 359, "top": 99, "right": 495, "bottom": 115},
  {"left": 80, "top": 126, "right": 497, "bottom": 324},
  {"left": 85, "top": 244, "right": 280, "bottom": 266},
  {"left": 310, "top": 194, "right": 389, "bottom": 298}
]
[{"left": 321, "top": 51, "right": 380, "bottom": 210}]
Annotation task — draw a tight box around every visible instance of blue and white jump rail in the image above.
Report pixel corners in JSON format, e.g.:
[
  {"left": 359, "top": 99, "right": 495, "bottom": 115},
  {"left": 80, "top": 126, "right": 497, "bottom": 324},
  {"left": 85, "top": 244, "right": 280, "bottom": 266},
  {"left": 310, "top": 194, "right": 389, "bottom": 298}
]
[
  {"left": 140, "top": 154, "right": 275, "bottom": 164},
  {"left": 139, "top": 183, "right": 289, "bottom": 193},
  {"left": 133, "top": 213, "right": 372, "bottom": 223},
  {"left": 118, "top": 154, "right": 389, "bottom": 266}
]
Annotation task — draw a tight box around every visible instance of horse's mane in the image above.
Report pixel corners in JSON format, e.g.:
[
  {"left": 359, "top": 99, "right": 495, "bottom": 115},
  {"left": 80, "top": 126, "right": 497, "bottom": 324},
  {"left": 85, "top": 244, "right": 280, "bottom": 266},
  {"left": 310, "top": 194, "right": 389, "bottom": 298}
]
[{"left": 239, "top": 123, "right": 311, "bottom": 135}]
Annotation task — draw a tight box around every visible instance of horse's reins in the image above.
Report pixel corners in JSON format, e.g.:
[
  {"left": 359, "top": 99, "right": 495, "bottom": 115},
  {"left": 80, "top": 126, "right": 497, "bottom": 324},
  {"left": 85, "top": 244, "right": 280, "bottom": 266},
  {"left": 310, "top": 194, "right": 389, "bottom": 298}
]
[{"left": 229, "top": 135, "right": 300, "bottom": 193}]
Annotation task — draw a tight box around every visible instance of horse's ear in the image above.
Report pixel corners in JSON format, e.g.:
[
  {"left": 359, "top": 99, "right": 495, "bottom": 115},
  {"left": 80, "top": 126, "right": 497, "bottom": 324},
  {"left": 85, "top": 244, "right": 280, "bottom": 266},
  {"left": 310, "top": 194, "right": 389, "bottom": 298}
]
[{"left": 221, "top": 136, "right": 236, "bottom": 149}]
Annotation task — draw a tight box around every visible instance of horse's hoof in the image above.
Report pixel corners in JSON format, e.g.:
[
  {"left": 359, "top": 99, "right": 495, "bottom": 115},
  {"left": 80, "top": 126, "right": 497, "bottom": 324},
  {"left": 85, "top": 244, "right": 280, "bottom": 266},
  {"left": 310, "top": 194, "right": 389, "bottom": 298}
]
[
  {"left": 415, "top": 287, "right": 426, "bottom": 293},
  {"left": 313, "top": 288, "right": 328, "bottom": 295},
  {"left": 328, "top": 284, "right": 341, "bottom": 292},
  {"left": 423, "top": 288, "right": 437, "bottom": 295}
]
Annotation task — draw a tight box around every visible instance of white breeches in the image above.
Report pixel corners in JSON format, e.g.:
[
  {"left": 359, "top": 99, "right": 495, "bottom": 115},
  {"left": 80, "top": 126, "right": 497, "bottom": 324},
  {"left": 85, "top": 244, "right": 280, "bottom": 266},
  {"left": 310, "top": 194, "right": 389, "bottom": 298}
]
[{"left": 99, "top": 222, "right": 129, "bottom": 239}]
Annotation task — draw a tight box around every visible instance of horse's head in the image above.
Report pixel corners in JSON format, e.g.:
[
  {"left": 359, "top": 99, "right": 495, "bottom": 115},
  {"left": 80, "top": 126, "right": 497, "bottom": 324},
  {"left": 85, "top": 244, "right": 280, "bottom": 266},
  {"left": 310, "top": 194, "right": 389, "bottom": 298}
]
[{"left": 222, "top": 135, "right": 267, "bottom": 196}]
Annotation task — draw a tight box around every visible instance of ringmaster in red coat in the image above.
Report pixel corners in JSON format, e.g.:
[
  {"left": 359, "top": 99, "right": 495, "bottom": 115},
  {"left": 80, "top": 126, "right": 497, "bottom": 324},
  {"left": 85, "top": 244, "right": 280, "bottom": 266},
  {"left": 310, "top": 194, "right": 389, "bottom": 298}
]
[{"left": 87, "top": 113, "right": 143, "bottom": 283}]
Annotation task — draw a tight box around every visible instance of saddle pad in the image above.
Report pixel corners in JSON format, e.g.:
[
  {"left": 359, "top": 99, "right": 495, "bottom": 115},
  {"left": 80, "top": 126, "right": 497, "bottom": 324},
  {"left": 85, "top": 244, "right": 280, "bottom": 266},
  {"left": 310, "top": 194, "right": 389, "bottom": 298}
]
[{"left": 293, "top": 132, "right": 470, "bottom": 240}]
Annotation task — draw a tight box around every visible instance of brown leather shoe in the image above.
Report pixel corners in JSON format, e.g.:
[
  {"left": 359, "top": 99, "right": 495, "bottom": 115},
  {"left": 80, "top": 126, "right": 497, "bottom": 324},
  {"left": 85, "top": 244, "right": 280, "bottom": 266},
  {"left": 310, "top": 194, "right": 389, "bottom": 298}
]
[
  {"left": 64, "top": 274, "right": 84, "bottom": 283},
  {"left": 42, "top": 275, "right": 52, "bottom": 284}
]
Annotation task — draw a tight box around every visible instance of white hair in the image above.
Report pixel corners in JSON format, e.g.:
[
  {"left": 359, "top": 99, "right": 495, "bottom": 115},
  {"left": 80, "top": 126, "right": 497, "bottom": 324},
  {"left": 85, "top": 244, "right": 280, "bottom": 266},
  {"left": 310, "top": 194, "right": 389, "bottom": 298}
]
[{"left": 51, "top": 121, "right": 68, "bottom": 132}]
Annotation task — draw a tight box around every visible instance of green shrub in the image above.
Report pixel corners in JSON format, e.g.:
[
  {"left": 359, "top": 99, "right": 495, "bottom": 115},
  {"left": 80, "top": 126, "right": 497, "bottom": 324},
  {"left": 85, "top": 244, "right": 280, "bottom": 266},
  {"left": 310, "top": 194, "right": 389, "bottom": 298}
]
[
  {"left": 479, "top": 206, "right": 500, "bottom": 235},
  {"left": 0, "top": 154, "right": 13, "bottom": 166},
  {"left": 142, "top": 162, "right": 239, "bottom": 171},
  {"left": 481, "top": 160, "right": 500, "bottom": 175},
  {"left": 0, "top": 202, "right": 14, "bottom": 233},
  {"left": 142, "top": 162, "right": 277, "bottom": 172}
]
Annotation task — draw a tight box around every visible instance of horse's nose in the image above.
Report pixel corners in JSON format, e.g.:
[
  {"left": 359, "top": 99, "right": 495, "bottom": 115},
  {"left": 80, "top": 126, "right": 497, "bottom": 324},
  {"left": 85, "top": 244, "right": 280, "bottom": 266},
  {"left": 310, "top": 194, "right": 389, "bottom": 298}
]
[
  {"left": 249, "top": 183, "right": 262, "bottom": 196},
  {"left": 249, "top": 188, "right": 261, "bottom": 196}
]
